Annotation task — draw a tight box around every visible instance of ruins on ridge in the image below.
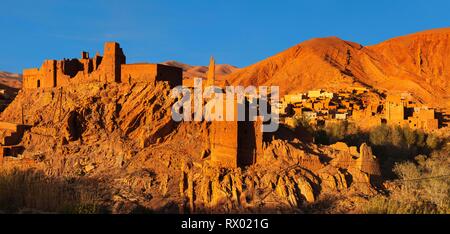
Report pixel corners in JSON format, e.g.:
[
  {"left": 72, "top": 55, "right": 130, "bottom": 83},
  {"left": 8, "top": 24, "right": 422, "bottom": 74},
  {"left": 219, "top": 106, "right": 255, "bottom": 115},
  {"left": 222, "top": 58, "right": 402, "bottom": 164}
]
[
  {"left": 21, "top": 45, "right": 265, "bottom": 169},
  {"left": 23, "top": 42, "right": 183, "bottom": 89}
]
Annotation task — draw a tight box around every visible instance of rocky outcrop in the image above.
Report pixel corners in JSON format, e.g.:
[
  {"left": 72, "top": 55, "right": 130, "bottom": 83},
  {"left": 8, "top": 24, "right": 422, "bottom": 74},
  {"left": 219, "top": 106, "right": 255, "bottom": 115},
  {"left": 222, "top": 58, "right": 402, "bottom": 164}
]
[
  {"left": 0, "top": 81, "right": 381, "bottom": 213},
  {"left": 172, "top": 139, "right": 381, "bottom": 213}
]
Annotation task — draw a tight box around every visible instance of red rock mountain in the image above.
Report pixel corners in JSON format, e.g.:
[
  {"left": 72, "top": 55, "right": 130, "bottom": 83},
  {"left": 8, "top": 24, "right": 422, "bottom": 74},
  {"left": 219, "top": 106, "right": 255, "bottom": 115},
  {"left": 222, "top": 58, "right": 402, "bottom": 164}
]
[
  {"left": 224, "top": 28, "right": 450, "bottom": 109},
  {"left": 162, "top": 60, "right": 239, "bottom": 79},
  {"left": 0, "top": 71, "right": 22, "bottom": 92}
]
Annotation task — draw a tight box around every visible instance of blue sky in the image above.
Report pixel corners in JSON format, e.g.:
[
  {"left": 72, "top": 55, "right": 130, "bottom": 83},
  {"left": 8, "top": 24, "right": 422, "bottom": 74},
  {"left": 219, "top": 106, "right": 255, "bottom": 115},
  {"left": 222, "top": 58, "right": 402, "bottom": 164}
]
[{"left": 1, "top": 0, "right": 450, "bottom": 73}]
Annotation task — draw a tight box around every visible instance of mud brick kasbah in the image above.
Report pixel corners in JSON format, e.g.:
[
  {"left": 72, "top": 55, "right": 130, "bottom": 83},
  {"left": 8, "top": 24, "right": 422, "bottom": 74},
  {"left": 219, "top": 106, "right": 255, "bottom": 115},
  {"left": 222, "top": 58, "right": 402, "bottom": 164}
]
[
  {"left": 19, "top": 42, "right": 263, "bottom": 169},
  {"left": 1, "top": 27, "right": 448, "bottom": 215},
  {"left": 23, "top": 42, "right": 182, "bottom": 89}
]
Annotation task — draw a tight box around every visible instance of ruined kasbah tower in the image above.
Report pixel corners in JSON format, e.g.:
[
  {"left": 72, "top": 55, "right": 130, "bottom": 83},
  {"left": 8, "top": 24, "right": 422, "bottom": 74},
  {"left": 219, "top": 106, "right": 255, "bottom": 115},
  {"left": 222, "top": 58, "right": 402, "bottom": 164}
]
[
  {"left": 206, "top": 57, "right": 264, "bottom": 168},
  {"left": 23, "top": 42, "right": 183, "bottom": 89}
]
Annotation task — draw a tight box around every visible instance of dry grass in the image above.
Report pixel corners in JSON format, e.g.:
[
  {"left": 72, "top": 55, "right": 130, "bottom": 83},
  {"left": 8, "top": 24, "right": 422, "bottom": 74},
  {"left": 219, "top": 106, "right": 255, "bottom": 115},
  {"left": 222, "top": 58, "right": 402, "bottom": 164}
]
[
  {"left": 0, "top": 169, "right": 104, "bottom": 213},
  {"left": 363, "top": 146, "right": 450, "bottom": 214}
]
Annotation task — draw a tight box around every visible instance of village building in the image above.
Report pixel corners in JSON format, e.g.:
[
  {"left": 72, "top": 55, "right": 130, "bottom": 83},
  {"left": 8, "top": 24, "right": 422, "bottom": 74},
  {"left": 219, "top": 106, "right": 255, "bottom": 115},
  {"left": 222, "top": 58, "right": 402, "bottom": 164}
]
[
  {"left": 384, "top": 95, "right": 440, "bottom": 130},
  {"left": 385, "top": 95, "right": 406, "bottom": 125},
  {"left": 335, "top": 113, "right": 348, "bottom": 120},
  {"left": 283, "top": 93, "right": 305, "bottom": 104},
  {"left": 406, "top": 107, "right": 439, "bottom": 130},
  {"left": 279, "top": 88, "right": 441, "bottom": 131},
  {"left": 307, "top": 89, "right": 335, "bottom": 99}
]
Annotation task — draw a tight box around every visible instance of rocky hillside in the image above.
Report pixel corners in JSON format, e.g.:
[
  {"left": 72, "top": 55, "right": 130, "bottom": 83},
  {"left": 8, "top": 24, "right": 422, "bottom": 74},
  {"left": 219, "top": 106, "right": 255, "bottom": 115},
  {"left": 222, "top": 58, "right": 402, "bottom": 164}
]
[
  {"left": 0, "top": 82, "right": 381, "bottom": 213},
  {"left": 224, "top": 28, "right": 450, "bottom": 109},
  {"left": 369, "top": 28, "right": 450, "bottom": 107},
  {"left": 0, "top": 71, "right": 22, "bottom": 111}
]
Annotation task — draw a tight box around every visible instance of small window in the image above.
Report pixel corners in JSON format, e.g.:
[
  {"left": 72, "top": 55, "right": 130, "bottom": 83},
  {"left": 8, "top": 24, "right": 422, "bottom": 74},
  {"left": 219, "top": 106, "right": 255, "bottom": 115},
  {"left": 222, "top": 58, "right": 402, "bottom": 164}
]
[
  {"left": 4, "top": 148, "right": 11, "bottom": 156},
  {"left": 37, "top": 80, "right": 41, "bottom": 88}
]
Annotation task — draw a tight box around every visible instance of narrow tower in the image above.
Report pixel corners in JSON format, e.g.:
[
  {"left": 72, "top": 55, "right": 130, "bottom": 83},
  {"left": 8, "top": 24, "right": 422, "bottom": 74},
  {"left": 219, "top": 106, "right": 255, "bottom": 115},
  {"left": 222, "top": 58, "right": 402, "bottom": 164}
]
[
  {"left": 206, "top": 56, "right": 215, "bottom": 86},
  {"left": 102, "top": 42, "right": 126, "bottom": 83}
]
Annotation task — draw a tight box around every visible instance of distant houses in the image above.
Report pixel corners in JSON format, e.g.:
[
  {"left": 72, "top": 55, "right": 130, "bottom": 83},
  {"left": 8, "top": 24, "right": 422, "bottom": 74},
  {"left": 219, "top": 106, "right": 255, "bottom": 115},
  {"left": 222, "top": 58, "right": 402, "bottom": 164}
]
[
  {"left": 279, "top": 87, "right": 443, "bottom": 131},
  {"left": 385, "top": 95, "right": 439, "bottom": 131}
]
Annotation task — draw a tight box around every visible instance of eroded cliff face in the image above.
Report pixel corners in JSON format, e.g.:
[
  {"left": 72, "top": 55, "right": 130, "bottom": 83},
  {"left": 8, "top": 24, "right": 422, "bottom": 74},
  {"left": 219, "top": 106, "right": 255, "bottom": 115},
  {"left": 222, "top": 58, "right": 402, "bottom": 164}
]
[{"left": 0, "top": 82, "right": 381, "bottom": 213}]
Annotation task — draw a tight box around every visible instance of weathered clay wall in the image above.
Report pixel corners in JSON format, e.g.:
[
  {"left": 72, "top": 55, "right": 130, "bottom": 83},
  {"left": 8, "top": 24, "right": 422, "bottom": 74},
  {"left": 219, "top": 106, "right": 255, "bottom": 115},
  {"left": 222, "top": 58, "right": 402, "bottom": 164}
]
[
  {"left": 121, "top": 64, "right": 158, "bottom": 83},
  {"left": 40, "top": 60, "right": 57, "bottom": 88},
  {"left": 121, "top": 64, "right": 182, "bottom": 88},
  {"left": 23, "top": 68, "right": 40, "bottom": 89},
  {"left": 23, "top": 60, "right": 57, "bottom": 88},
  {"left": 210, "top": 97, "right": 240, "bottom": 168},
  {"left": 385, "top": 102, "right": 404, "bottom": 123},
  {"left": 210, "top": 98, "right": 263, "bottom": 168},
  {"left": 0, "top": 122, "right": 19, "bottom": 131},
  {"left": 210, "top": 120, "right": 239, "bottom": 168},
  {"left": 102, "top": 42, "right": 126, "bottom": 83},
  {"left": 237, "top": 119, "right": 263, "bottom": 167}
]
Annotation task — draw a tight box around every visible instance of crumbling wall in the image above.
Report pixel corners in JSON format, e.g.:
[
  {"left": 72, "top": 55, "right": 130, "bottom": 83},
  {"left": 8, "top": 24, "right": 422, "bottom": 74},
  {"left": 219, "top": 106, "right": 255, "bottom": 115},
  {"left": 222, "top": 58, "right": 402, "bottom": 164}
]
[
  {"left": 23, "top": 60, "right": 57, "bottom": 89},
  {"left": 61, "top": 59, "right": 84, "bottom": 78},
  {"left": 121, "top": 64, "right": 182, "bottom": 88},
  {"left": 156, "top": 64, "right": 183, "bottom": 87},
  {"left": 210, "top": 120, "right": 239, "bottom": 168},
  {"left": 22, "top": 42, "right": 126, "bottom": 89},
  {"left": 210, "top": 98, "right": 263, "bottom": 168}
]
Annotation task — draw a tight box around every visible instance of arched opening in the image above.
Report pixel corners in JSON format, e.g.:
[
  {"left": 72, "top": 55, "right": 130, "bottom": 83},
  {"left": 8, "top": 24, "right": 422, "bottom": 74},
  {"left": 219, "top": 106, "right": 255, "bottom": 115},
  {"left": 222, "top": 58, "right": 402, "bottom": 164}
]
[{"left": 37, "top": 80, "right": 41, "bottom": 88}]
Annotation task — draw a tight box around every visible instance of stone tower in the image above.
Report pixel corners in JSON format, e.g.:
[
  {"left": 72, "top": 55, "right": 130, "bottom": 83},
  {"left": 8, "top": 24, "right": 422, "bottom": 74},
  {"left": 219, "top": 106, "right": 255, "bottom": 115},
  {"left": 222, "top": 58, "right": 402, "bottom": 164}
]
[
  {"left": 40, "top": 60, "right": 57, "bottom": 88},
  {"left": 206, "top": 56, "right": 215, "bottom": 87},
  {"left": 102, "top": 42, "right": 126, "bottom": 83},
  {"left": 210, "top": 97, "right": 263, "bottom": 168}
]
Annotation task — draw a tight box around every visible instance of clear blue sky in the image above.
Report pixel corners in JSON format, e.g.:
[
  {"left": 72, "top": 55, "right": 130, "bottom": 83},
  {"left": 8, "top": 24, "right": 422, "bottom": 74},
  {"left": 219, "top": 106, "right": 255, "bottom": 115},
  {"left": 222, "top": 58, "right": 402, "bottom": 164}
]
[{"left": 1, "top": 0, "right": 450, "bottom": 73}]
